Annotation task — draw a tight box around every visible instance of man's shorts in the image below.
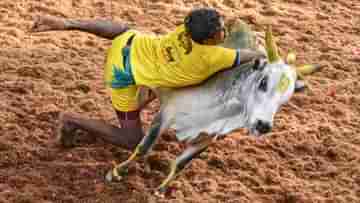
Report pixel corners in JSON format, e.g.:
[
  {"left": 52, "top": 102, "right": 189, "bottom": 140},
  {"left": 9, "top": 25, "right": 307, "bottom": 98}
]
[{"left": 105, "top": 30, "right": 140, "bottom": 112}]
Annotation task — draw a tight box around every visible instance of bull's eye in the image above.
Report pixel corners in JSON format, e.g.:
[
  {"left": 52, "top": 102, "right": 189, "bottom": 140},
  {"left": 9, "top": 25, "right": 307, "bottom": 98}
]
[
  {"left": 259, "top": 76, "right": 268, "bottom": 92},
  {"left": 253, "top": 59, "right": 267, "bottom": 71}
]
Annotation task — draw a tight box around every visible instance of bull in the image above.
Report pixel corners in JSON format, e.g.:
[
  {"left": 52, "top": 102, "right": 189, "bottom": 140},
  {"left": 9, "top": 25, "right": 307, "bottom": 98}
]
[{"left": 106, "top": 21, "right": 320, "bottom": 194}]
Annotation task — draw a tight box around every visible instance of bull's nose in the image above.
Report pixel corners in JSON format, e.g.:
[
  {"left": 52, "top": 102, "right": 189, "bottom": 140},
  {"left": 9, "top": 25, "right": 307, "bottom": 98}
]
[{"left": 255, "top": 120, "right": 272, "bottom": 134}]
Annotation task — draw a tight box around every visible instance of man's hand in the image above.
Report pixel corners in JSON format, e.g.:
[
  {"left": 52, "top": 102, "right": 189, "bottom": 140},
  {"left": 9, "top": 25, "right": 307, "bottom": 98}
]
[
  {"left": 30, "top": 15, "right": 69, "bottom": 33},
  {"left": 239, "top": 49, "right": 266, "bottom": 65},
  {"left": 137, "top": 87, "right": 157, "bottom": 110}
]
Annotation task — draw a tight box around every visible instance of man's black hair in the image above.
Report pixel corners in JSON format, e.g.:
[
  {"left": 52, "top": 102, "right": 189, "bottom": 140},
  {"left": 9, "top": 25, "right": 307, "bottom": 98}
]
[{"left": 184, "top": 8, "right": 223, "bottom": 44}]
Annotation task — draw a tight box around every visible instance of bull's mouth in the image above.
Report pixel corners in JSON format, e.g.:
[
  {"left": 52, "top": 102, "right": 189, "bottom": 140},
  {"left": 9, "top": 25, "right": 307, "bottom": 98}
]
[
  {"left": 248, "top": 127, "right": 269, "bottom": 137},
  {"left": 249, "top": 127, "right": 261, "bottom": 136}
]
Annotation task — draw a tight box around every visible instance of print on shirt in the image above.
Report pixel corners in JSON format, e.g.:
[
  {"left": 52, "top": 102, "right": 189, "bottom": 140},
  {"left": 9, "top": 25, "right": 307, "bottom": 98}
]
[
  {"left": 160, "top": 30, "right": 193, "bottom": 64},
  {"left": 160, "top": 39, "right": 180, "bottom": 64},
  {"left": 165, "top": 47, "right": 175, "bottom": 62},
  {"left": 177, "top": 31, "right": 193, "bottom": 54}
]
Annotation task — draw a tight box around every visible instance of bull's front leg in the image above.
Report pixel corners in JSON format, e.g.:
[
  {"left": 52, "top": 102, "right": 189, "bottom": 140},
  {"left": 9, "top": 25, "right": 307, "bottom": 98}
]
[
  {"left": 156, "top": 135, "right": 216, "bottom": 196},
  {"left": 106, "top": 114, "right": 162, "bottom": 182}
]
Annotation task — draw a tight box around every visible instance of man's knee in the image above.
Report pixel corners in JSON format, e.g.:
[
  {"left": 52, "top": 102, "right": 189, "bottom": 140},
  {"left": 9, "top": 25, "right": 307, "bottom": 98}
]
[
  {"left": 116, "top": 110, "right": 141, "bottom": 128},
  {"left": 119, "top": 127, "right": 145, "bottom": 150}
]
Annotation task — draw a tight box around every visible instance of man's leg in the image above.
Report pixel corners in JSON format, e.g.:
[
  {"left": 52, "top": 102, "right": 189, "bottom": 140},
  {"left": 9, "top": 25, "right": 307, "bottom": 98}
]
[
  {"left": 31, "top": 15, "right": 130, "bottom": 40},
  {"left": 106, "top": 113, "right": 163, "bottom": 182},
  {"left": 156, "top": 136, "right": 214, "bottom": 196},
  {"left": 59, "top": 110, "right": 144, "bottom": 150}
]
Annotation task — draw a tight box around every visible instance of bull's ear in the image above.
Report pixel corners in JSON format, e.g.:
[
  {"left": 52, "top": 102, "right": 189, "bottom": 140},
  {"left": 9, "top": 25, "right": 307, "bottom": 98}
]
[
  {"left": 296, "top": 64, "right": 323, "bottom": 79},
  {"left": 294, "top": 80, "right": 306, "bottom": 92},
  {"left": 286, "top": 51, "right": 296, "bottom": 65},
  {"left": 265, "top": 26, "right": 281, "bottom": 63}
]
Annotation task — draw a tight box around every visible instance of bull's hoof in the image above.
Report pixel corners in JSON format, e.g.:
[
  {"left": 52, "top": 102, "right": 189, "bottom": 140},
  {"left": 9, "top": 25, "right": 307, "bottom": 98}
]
[
  {"left": 154, "top": 187, "right": 167, "bottom": 198},
  {"left": 105, "top": 170, "right": 115, "bottom": 182},
  {"left": 154, "top": 186, "right": 177, "bottom": 198},
  {"left": 105, "top": 167, "right": 128, "bottom": 182}
]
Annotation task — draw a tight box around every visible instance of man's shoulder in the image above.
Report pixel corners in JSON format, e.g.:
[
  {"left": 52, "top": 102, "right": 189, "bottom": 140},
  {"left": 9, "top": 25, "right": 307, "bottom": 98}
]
[{"left": 198, "top": 44, "right": 236, "bottom": 55}]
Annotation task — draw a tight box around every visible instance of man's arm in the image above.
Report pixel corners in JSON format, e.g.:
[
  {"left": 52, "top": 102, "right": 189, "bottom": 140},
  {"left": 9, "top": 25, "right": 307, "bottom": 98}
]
[
  {"left": 209, "top": 47, "right": 265, "bottom": 74},
  {"left": 236, "top": 49, "right": 265, "bottom": 66},
  {"left": 31, "top": 15, "right": 130, "bottom": 40}
]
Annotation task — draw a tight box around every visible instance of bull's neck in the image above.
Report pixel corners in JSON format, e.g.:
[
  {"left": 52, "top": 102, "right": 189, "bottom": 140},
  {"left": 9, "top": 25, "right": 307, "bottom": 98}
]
[{"left": 209, "top": 64, "right": 255, "bottom": 127}]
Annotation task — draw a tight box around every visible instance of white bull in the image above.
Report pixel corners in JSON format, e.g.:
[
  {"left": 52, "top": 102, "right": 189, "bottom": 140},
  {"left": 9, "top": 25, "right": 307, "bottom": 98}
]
[
  {"left": 106, "top": 21, "right": 320, "bottom": 194},
  {"left": 159, "top": 56, "right": 294, "bottom": 141}
]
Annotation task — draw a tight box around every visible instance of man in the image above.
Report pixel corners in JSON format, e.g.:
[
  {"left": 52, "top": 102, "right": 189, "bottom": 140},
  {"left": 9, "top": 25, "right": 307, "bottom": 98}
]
[{"left": 31, "top": 8, "right": 264, "bottom": 150}]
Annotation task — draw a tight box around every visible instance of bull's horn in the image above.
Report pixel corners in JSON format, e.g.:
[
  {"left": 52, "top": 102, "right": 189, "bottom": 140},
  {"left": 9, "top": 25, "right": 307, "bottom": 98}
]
[
  {"left": 296, "top": 64, "right": 324, "bottom": 79},
  {"left": 296, "top": 64, "right": 324, "bottom": 75},
  {"left": 286, "top": 51, "right": 296, "bottom": 65},
  {"left": 265, "top": 25, "right": 281, "bottom": 63}
]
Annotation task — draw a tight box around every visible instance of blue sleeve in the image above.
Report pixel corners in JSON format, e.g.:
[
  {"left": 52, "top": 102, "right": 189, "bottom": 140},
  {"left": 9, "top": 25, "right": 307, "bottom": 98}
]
[{"left": 231, "top": 49, "right": 241, "bottom": 68}]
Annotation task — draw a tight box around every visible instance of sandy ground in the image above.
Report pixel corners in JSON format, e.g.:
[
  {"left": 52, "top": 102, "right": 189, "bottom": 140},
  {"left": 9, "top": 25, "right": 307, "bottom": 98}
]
[{"left": 1, "top": 0, "right": 360, "bottom": 202}]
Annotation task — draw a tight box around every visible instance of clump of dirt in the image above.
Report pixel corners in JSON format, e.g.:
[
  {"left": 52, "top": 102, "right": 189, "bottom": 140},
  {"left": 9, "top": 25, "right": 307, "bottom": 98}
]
[{"left": 1, "top": 0, "right": 360, "bottom": 202}]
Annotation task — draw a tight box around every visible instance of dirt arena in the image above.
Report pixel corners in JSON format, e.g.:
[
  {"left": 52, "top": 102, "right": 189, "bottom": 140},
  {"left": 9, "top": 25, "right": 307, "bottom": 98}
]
[{"left": 1, "top": 0, "right": 360, "bottom": 202}]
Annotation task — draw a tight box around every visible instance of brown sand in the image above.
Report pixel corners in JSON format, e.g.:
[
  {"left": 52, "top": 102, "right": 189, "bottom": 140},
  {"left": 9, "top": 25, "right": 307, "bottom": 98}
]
[{"left": 1, "top": 0, "right": 360, "bottom": 202}]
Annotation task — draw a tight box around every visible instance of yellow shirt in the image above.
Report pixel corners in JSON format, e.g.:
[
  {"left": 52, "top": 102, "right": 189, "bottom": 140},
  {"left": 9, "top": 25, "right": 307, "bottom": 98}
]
[
  {"left": 130, "top": 25, "right": 237, "bottom": 88},
  {"left": 104, "top": 25, "right": 238, "bottom": 112}
]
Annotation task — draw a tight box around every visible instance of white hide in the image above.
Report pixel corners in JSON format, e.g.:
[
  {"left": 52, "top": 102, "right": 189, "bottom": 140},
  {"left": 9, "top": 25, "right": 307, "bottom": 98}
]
[{"left": 158, "top": 59, "right": 297, "bottom": 142}]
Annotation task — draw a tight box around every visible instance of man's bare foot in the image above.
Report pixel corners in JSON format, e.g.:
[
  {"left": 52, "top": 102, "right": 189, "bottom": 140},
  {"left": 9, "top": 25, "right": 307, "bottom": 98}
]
[
  {"left": 58, "top": 113, "right": 78, "bottom": 148},
  {"left": 31, "top": 15, "right": 69, "bottom": 32}
]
